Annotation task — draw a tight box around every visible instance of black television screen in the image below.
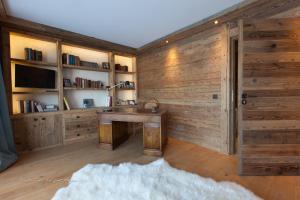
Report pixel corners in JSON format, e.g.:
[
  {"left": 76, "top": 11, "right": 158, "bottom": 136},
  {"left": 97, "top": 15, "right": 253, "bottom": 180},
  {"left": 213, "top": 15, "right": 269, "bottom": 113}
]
[{"left": 15, "top": 64, "right": 56, "bottom": 89}]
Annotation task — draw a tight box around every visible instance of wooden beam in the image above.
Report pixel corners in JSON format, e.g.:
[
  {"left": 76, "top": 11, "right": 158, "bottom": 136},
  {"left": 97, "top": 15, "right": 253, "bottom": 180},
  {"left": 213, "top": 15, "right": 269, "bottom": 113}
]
[
  {"left": 0, "top": 16, "right": 137, "bottom": 55},
  {"left": 138, "top": 0, "right": 300, "bottom": 54},
  {"left": 0, "top": 0, "right": 7, "bottom": 18}
]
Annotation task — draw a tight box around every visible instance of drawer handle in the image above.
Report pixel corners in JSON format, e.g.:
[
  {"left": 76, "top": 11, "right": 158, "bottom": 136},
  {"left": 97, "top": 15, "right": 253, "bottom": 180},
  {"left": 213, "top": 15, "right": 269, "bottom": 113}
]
[
  {"left": 77, "top": 125, "right": 81, "bottom": 128},
  {"left": 34, "top": 118, "right": 38, "bottom": 121},
  {"left": 76, "top": 116, "right": 80, "bottom": 119},
  {"left": 41, "top": 117, "right": 46, "bottom": 120},
  {"left": 77, "top": 133, "right": 80, "bottom": 136}
]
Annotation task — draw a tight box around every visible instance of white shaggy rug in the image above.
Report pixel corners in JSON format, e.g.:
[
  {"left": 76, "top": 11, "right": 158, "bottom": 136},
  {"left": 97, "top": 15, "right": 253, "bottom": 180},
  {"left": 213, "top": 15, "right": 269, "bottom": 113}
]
[{"left": 52, "top": 159, "right": 261, "bottom": 200}]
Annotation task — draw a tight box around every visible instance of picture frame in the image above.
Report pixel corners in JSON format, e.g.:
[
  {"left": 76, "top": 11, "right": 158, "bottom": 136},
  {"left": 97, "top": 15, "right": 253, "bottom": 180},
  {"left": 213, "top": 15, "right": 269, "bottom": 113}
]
[{"left": 63, "top": 78, "right": 72, "bottom": 87}]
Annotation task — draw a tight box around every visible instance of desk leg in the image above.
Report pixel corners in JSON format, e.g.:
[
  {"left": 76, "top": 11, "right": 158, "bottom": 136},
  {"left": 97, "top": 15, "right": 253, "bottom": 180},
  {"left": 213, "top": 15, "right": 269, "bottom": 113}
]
[
  {"left": 99, "top": 122, "right": 113, "bottom": 150},
  {"left": 99, "top": 121, "right": 129, "bottom": 150},
  {"left": 143, "top": 122, "right": 162, "bottom": 156}
]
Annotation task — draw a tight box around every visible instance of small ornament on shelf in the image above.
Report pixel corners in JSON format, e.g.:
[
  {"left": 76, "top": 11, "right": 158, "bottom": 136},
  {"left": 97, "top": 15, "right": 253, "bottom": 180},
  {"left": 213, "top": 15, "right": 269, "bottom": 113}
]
[
  {"left": 116, "top": 81, "right": 135, "bottom": 89},
  {"left": 102, "top": 62, "right": 110, "bottom": 70}
]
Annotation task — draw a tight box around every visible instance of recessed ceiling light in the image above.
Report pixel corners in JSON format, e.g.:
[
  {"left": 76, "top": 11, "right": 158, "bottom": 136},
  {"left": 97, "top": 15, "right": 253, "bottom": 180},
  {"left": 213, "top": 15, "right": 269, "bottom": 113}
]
[
  {"left": 166, "top": 40, "right": 169, "bottom": 44},
  {"left": 214, "top": 20, "right": 219, "bottom": 25}
]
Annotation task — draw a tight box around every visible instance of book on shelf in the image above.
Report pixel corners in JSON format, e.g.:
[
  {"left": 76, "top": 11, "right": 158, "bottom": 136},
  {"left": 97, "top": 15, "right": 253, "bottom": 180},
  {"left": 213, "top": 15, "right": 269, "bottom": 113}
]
[
  {"left": 24, "top": 48, "right": 43, "bottom": 61},
  {"left": 63, "top": 97, "right": 71, "bottom": 110},
  {"left": 17, "top": 100, "right": 41, "bottom": 113},
  {"left": 16, "top": 100, "right": 59, "bottom": 114},
  {"left": 74, "top": 77, "right": 103, "bottom": 89},
  {"left": 35, "top": 103, "right": 44, "bottom": 112},
  {"left": 62, "top": 53, "right": 80, "bottom": 66}
]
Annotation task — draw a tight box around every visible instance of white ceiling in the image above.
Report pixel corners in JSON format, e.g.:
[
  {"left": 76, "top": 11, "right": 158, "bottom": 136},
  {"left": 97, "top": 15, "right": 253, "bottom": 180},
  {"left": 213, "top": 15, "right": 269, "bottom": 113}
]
[{"left": 4, "top": 0, "right": 243, "bottom": 48}]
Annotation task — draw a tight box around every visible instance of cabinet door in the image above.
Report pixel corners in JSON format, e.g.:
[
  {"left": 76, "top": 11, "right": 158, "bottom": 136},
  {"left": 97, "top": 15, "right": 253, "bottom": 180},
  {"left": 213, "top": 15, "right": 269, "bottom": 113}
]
[
  {"left": 11, "top": 118, "right": 29, "bottom": 152},
  {"left": 40, "top": 114, "right": 63, "bottom": 147},
  {"left": 25, "top": 116, "right": 41, "bottom": 150}
]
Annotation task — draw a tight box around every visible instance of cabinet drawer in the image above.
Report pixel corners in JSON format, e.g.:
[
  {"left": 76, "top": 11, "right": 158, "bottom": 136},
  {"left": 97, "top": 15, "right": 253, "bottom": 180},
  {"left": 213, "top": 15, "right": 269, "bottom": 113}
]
[
  {"left": 65, "top": 119, "right": 98, "bottom": 131},
  {"left": 63, "top": 111, "right": 98, "bottom": 142},
  {"left": 63, "top": 112, "right": 97, "bottom": 123},
  {"left": 64, "top": 127, "right": 98, "bottom": 140}
]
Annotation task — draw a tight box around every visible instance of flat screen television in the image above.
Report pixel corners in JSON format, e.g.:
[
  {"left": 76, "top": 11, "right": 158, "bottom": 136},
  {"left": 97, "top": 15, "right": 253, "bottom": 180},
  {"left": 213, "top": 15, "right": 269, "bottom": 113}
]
[{"left": 15, "top": 64, "right": 56, "bottom": 89}]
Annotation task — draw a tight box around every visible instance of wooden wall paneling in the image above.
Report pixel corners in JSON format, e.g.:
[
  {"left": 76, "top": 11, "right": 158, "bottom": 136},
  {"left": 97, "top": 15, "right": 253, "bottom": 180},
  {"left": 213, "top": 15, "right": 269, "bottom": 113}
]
[
  {"left": 138, "top": 25, "right": 230, "bottom": 153},
  {"left": 239, "top": 18, "right": 300, "bottom": 175}
]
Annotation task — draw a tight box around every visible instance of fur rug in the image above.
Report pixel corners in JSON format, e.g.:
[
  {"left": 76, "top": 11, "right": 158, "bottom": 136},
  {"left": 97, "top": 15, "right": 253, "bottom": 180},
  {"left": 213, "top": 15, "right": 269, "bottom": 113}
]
[{"left": 52, "top": 159, "right": 261, "bottom": 200}]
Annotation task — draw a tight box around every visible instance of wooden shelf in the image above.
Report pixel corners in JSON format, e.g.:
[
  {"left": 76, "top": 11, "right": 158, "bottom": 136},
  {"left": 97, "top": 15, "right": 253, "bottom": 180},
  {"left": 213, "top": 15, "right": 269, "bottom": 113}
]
[
  {"left": 116, "top": 88, "right": 135, "bottom": 91},
  {"left": 63, "top": 64, "right": 111, "bottom": 72},
  {"left": 12, "top": 89, "right": 59, "bottom": 94},
  {"left": 115, "top": 70, "right": 135, "bottom": 75},
  {"left": 11, "top": 58, "right": 57, "bottom": 68},
  {"left": 64, "top": 87, "right": 106, "bottom": 91}
]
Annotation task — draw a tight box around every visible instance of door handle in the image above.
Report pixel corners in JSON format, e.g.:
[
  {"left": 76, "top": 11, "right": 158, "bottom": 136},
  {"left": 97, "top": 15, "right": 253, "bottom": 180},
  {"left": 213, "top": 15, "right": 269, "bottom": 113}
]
[
  {"left": 242, "top": 99, "right": 247, "bottom": 105},
  {"left": 241, "top": 93, "right": 247, "bottom": 105}
]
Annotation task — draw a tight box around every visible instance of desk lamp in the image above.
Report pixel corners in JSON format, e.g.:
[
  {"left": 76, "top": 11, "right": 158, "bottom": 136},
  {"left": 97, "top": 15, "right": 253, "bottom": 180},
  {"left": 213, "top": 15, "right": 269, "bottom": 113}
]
[{"left": 103, "top": 81, "right": 130, "bottom": 112}]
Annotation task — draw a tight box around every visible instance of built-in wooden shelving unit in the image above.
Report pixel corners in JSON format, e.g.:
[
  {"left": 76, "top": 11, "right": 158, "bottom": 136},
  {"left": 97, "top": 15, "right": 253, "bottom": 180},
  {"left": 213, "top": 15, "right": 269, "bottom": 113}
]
[{"left": 7, "top": 31, "right": 137, "bottom": 115}]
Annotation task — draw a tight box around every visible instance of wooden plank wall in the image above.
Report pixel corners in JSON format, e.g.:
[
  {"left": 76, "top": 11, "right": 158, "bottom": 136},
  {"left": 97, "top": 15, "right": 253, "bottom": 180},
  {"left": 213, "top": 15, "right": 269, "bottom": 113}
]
[
  {"left": 138, "top": 25, "right": 230, "bottom": 153},
  {"left": 239, "top": 18, "right": 300, "bottom": 175}
]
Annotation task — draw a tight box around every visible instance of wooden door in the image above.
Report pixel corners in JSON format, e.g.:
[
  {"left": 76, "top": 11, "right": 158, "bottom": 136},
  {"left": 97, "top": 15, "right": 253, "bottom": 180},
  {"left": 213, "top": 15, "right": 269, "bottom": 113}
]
[{"left": 239, "top": 18, "right": 300, "bottom": 175}]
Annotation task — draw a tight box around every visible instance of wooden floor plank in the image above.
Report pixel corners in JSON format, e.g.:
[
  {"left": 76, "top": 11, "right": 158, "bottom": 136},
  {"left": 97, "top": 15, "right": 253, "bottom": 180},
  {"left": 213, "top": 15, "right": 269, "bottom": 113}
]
[{"left": 0, "top": 134, "right": 299, "bottom": 200}]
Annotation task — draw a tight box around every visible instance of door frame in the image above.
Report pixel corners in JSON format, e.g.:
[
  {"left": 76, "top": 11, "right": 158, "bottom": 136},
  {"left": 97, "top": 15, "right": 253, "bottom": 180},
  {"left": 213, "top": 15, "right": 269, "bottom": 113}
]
[{"left": 229, "top": 35, "right": 239, "bottom": 154}]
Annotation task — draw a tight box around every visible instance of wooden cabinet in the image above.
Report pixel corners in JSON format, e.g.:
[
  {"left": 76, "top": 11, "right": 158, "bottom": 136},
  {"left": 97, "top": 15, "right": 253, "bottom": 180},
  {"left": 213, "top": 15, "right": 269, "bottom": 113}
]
[
  {"left": 11, "top": 114, "right": 63, "bottom": 152},
  {"left": 63, "top": 111, "right": 98, "bottom": 143}
]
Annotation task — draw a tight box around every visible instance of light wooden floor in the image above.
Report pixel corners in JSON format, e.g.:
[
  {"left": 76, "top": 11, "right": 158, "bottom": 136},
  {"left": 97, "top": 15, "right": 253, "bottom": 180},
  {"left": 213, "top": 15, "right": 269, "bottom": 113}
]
[{"left": 0, "top": 134, "right": 299, "bottom": 200}]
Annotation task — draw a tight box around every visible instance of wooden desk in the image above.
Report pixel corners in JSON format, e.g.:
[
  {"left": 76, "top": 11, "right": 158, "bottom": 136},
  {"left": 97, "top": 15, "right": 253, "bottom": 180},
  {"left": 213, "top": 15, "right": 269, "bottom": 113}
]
[{"left": 98, "top": 109, "right": 167, "bottom": 156}]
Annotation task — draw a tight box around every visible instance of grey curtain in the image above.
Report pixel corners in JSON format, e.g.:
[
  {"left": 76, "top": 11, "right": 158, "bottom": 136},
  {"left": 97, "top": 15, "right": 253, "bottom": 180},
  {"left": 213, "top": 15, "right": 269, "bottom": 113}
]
[{"left": 0, "top": 63, "right": 18, "bottom": 172}]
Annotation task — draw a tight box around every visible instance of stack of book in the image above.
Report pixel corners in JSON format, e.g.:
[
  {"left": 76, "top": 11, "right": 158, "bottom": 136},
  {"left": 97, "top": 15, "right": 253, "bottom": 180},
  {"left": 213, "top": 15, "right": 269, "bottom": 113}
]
[
  {"left": 75, "top": 77, "right": 104, "bottom": 89},
  {"left": 43, "top": 105, "right": 58, "bottom": 112},
  {"left": 62, "top": 53, "right": 80, "bottom": 65},
  {"left": 24, "top": 48, "right": 43, "bottom": 61}
]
